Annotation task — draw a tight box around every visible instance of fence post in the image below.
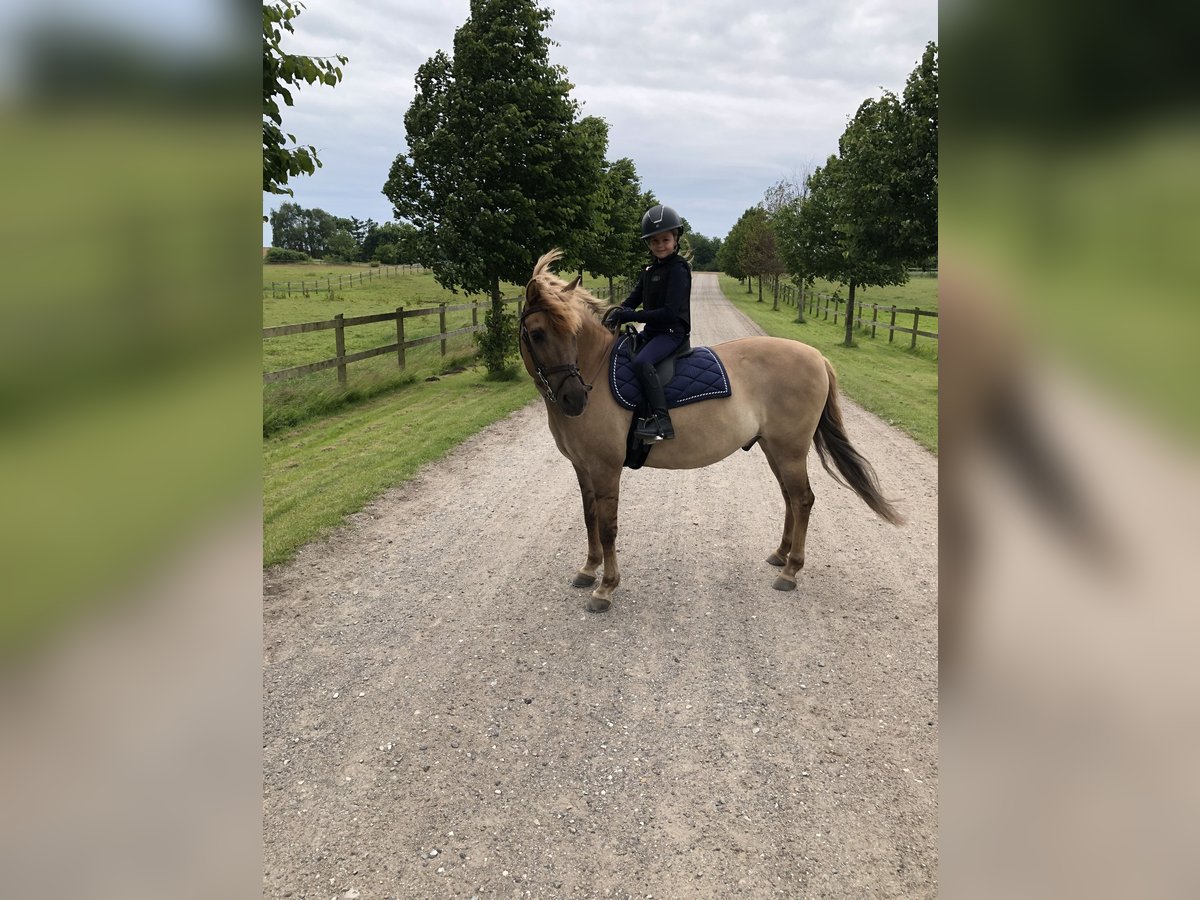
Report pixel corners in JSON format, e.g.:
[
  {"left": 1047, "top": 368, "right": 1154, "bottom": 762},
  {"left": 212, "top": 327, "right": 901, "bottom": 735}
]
[
  {"left": 472, "top": 300, "right": 478, "bottom": 328},
  {"left": 833, "top": 299, "right": 839, "bottom": 325},
  {"left": 911, "top": 308, "right": 920, "bottom": 349},
  {"left": 439, "top": 304, "right": 447, "bottom": 357},
  {"left": 396, "top": 307, "right": 406, "bottom": 370},
  {"left": 334, "top": 313, "right": 346, "bottom": 383},
  {"left": 871, "top": 304, "right": 878, "bottom": 339},
  {"left": 889, "top": 306, "right": 897, "bottom": 343}
]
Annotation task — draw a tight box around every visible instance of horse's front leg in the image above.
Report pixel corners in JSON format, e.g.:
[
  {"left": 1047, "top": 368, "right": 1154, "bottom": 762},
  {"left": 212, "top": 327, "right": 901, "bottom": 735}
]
[
  {"left": 571, "top": 464, "right": 603, "bottom": 588},
  {"left": 587, "top": 468, "right": 622, "bottom": 613}
]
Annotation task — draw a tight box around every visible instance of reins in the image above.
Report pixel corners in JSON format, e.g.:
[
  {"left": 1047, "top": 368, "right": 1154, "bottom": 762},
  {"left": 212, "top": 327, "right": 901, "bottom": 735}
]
[{"left": 519, "top": 307, "right": 594, "bottom": 406}]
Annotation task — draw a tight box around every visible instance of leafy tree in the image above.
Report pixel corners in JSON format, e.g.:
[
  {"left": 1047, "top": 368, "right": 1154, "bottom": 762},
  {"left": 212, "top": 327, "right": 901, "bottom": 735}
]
[
  {"left": 718, "top": 213, "right": 749, "bottom": 285},
  {"left": 829, "top": 92, "right": 912, "bottom": 345},
  {"left": 268, "top": 203, "right": 341, "bottom": 258},
  {"left": 900, "top": 42, "right": 938, "bottom": 264},
  {"left": 383, "top": 0, "right": 605, "bottom": 376},
  {"left": 372, "top": 242, "right": 400, "bottom": 265},
  {"left": 579, "top": 157, "right": 647, "bottom": 300},
  {"left": 268, "top": 201, "right": 306, "bottom": 252},
  {"left": 777, "top": 160, "right": 843, "bottom": 322},
  {"left": 687, "top": 233, "right": 722, "bottom": 271},
  {"left": 326, "top": 227, "right": 357, "bottom": 262},
  {"left": 363, "top": 221, "right": 424, "bottom": 264},
  {"left": 726, "top": 207, "right": 779, "bottom": 303},
  {"left": 263, "top": 1, "right": 348, "bottom": 199}
]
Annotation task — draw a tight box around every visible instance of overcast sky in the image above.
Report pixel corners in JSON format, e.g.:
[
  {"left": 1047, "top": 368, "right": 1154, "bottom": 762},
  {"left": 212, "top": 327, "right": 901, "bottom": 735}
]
[{"left": 263, "top": 0, "right": 936, "bottom": 244}]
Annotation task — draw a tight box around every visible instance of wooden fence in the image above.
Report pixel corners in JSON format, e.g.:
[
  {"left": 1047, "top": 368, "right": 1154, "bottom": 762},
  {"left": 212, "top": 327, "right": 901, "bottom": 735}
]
[
  {"left": 263, "top": 264, "right": 430, "bottom": 296},
  {"left": 772, "top": 282, "right": 938, "bottom": 348},
  {"left": 263, "top": 297, "right": 522, "bottom": 385}
]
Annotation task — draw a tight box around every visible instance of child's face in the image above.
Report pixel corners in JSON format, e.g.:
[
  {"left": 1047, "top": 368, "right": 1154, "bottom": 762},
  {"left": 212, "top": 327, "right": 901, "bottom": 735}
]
[{"left": 647, "top": 231, "right": 676, "bottom": 259}]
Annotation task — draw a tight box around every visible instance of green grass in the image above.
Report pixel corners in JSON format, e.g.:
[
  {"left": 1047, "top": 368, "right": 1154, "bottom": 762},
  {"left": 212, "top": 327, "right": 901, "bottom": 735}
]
[
  {"left": 264, "top": 364, "right": 537, "bottom": 566},
  {"left": 718, "top": 275, "right": 939, "bottom": 453},
  {"left": 262, "top": 265, "right": 526, "bottom": 435},
  {"left": 808, "top": 272, "right": 939, "bottom": 313},
  {"left": 262, "top": 264, "right": 544, "bottom": 564}
]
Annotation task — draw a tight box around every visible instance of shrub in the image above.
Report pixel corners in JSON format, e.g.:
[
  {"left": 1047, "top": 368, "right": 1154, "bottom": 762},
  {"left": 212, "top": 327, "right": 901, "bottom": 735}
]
[{"left": 264, "top": 247, "right": 310, "bottom": 263}]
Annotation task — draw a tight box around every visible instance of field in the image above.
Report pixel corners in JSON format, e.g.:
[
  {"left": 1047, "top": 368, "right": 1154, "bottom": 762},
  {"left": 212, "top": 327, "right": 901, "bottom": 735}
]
[
  {"left": 718, "top": 274, "right": 939, "bottom": 453},
  {"left": 262, "top": 262, "right": 528, "bottom": 434}
]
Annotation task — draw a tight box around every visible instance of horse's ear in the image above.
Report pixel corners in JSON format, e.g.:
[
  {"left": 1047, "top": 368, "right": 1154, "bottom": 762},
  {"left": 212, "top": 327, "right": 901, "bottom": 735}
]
[{"left": 564, "top": 274, "right": 582, "bottom": 293}]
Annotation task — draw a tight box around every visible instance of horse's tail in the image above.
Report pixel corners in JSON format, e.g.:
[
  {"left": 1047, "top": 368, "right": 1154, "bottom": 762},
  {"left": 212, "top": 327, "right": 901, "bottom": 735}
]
[{"left": 812, "top": 359, "right": 904, "bottom": 525}]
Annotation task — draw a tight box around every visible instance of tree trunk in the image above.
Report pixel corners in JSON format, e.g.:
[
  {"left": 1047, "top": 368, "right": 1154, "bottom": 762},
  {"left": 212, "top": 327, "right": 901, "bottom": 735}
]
[
  {"left": 796, "top": 280, "right": 806, "bottom": 323},
  {"left": 607, "top": 275, "right": 615, "bottom": 303},
  {"left": 757, "top": 276, "right": 763, "bottom": 303},
  {"left": 843, "top": 280, "right": 857, "bottom": 346},
  {"left": 772, "top": 275, "right": 779, "bottom": 311}
]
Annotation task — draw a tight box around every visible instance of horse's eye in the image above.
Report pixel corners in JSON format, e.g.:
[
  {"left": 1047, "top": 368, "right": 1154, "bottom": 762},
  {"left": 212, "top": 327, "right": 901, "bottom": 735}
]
[{"left": 530, "top": 330, "right": 546, "bottom": 343}]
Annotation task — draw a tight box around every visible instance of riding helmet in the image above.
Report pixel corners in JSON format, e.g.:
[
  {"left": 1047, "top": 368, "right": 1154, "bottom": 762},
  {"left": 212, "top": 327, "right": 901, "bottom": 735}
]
[{"left": 640, "top": 204, "right": 683, "bottom": 239}]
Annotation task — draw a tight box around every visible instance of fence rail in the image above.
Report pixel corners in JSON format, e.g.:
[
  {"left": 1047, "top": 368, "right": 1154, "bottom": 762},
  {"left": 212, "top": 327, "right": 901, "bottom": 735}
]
[
  {"left": 262, "top": 263, "right": 431, "bottom": 296},
  {"left": 771, "top": 281, "right": 938, "bottom": 347},
  {"left": 263, "top": 297, "right": 522, "bottom": 385}
]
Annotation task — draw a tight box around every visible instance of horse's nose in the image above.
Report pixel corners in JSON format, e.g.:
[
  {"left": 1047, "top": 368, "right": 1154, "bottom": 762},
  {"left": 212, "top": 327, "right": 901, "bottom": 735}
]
[{"left": 561, "top": 388, "right": 588, "bottom": 417}]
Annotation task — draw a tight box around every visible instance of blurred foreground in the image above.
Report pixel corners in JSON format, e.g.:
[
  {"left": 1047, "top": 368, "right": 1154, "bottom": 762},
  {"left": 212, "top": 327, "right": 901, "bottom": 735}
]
[
  {"left": 0, "top": 1, "right": 1198, "bottom": 897},
  {"left": 0, "top": 4, "right": 262, "bottom": 897},
  {"left": 941, "top": 1, "right": 1200, "bottom": 896}
]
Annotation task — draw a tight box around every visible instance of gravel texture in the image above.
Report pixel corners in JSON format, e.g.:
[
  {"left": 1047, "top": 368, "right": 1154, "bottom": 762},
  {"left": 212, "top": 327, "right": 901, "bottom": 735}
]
[{"left": 263, "top": 273, "right": 938, "bottom": 899}]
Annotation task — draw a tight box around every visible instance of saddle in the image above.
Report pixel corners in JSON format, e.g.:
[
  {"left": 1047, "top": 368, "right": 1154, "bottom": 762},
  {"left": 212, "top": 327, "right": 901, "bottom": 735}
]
[
  {"left": 610, "top": 328, "right": 733, "bottom": 469},
  {"left": 609, "top": 330, "right": 732, "bottom": 413}
]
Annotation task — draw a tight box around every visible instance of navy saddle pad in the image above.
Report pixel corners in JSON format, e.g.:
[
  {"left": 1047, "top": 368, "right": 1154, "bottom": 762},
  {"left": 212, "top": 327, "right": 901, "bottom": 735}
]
[{"left": 609, "top": 333, "right": 732, "bottom": 411}]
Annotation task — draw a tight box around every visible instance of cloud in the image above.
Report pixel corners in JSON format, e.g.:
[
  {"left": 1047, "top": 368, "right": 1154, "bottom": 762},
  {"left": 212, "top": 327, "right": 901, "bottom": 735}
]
[{"left": 265, "top": 0, "right": 936, "bottom": 240}]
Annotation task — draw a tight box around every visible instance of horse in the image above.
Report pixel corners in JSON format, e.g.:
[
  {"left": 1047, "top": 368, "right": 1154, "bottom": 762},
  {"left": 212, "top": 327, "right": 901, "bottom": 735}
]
[{"left": 518, "top": 249, "right": 902, "bottom": 612}]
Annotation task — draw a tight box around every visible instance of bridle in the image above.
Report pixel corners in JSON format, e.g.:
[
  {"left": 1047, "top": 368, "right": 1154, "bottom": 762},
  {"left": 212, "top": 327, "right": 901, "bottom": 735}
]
[{"left": 519, "top": 307, "right": 593, "bottom": 406}]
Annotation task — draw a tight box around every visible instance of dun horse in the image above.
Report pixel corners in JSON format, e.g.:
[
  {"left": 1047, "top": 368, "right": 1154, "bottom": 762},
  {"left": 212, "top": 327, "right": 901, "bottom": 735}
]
[{"left": 519, "top": 250, "right": 901, "bottom": 611}]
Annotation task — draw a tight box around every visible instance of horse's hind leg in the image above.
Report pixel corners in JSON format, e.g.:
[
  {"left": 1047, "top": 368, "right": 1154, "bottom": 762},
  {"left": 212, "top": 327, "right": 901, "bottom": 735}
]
[
  {"left": 571, "top": 464, "right": 603, "bottom": 588},
  {"left": 761, "top": 447, "right": 794, "bottom": 567},
  {"left": 763, "top": 443, "right": 815, "bottom": 592}
]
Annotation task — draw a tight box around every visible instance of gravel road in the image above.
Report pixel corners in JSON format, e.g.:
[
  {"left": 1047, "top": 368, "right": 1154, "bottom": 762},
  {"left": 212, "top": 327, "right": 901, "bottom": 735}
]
[{"left": 263, "top": 273, "right": 939, "bottom": 899}]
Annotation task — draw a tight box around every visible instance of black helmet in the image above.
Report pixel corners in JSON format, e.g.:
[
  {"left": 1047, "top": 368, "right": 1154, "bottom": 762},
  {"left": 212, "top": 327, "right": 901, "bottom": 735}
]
[{"left": 640, "top": 204, "right": 682, "bottom": 240}]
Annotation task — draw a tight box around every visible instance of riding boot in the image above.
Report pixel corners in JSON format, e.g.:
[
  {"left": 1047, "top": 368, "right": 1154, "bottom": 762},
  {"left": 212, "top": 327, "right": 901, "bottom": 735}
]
[{"left": 634, "top": 372, "right": 674, "bottom": 441}]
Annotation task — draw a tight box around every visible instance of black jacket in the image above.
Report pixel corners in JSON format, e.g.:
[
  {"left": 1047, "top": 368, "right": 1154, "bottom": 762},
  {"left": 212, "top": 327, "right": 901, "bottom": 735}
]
[{"left": 621, "top": 253, "right": 691, "bottom": 336}]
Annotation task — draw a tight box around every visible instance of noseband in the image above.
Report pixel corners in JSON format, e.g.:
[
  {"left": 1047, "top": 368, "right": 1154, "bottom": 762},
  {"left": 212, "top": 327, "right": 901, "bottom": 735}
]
[{"left": 519, "top": 307, "right": 593, "bottom": 406}]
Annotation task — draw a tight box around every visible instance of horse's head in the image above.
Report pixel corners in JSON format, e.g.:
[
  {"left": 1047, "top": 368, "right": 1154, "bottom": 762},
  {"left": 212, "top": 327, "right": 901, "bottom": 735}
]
[{"left": 520, "top": 250, "right": 597, "bottom": 417}]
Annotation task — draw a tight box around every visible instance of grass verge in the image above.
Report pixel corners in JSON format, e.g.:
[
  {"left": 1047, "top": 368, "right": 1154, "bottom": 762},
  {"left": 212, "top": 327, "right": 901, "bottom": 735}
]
[
  {"left": 717, "top": 275, "right": 939, "bottom": 453},
  {"left": 264, "top": 364, "right": 536, "bottom": 566}
]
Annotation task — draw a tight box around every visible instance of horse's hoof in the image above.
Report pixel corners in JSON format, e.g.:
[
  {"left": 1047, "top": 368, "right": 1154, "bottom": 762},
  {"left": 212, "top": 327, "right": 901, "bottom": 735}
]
[
  {"left": 772, "top": 575, "right": 797, "bottom": 592},
  {"left": 572, "top": 572, "right": 597, "bottom": 588},
  {"left": 766, "top": 552, "right": 786, "bottom": 567},
  {"left": 587, "top": 594, "right": 611, "bottom": 613}
]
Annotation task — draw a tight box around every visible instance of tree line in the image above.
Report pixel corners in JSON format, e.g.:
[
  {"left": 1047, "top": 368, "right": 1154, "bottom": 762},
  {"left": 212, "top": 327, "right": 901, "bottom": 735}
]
[
  {"left": 719, "top": 42, "right": 938, "bottom": 346},
  {"left": 264, "top": 0, "right": 725, "bottom": 376},
  {"left": 267, "top": 204, "right": 425, "bottom": 264}
]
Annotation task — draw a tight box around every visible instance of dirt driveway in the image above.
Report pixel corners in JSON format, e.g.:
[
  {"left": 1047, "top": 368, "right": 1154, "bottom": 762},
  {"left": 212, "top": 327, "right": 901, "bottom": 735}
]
[{"left": 263, "top": 273, "right": 938, "bottom": 898}]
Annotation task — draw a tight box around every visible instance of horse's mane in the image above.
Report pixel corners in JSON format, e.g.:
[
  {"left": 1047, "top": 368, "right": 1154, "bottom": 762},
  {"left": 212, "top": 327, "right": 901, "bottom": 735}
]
[{"left": 525, "top": 249, "right": 611, "bottom": 333}]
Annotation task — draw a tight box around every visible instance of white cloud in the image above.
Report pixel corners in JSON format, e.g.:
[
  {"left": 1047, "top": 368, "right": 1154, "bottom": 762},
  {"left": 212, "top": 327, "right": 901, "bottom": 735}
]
[{"left": 264, "top": 0, "right": 936, "bottom": 241}]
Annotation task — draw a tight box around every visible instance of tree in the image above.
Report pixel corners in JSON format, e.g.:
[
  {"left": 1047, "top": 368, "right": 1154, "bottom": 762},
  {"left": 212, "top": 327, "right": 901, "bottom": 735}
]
[
  {"left": 777, "top": 160, "right": 843, "bottom": 322},
  {"left": 579, "top": 157, "right": 648, "bottom": 300},
  {"left": 269, "top": 201, "right": 306, "bottom": 252},
  {"left": 363, "top": 221, "right": 424, "bottom": 265},
  {"left": 900, "top": 42, "right": 938, "bottom": 265},
  {"left": 718, "top": 214, "right": 748, "bottom": 284},
  {"left": 831, "top": 92, "right": 912, "bottom": 345},
  {"left": 687, "top": 233, "right": 722, "bottom": 271},
  {"left": 263, "top": 1, "right": 348, "bottom": 199},
  {"left": 725, "top": 207, "right": 778, "bottom": 302},
  {"left": 383, "top": 0, "right": 605, "bottom": 376}
]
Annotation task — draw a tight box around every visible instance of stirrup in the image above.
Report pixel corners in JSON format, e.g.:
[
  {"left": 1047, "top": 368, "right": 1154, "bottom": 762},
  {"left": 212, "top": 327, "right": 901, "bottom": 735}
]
[{"left": 634, "top": 415, "right": 663, "bottom": 441}]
